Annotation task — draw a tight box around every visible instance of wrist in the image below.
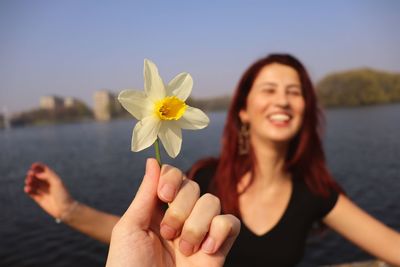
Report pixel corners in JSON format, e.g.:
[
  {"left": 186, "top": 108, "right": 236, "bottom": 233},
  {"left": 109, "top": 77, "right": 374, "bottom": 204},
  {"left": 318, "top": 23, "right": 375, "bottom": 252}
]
[{"left": 55, "top": 201, "right": 79, "bottom": 224}]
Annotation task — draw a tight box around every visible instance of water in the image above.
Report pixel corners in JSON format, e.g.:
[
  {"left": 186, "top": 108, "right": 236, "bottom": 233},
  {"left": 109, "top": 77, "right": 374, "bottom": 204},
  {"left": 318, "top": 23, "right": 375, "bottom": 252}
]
[{"left": 0, "top": 105, "right": 399, "bottom": 267}]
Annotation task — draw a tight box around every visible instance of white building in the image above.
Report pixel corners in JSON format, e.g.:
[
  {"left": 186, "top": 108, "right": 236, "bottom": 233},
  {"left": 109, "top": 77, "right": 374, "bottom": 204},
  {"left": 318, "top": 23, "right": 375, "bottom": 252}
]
[
  {"left": 64, "top": 97, "right": 80, "bottom": 108},
  {"left": 40, "top": 96, "right": 64, "bottom": 110},
  {"left": 93, "top": 90, "right": 122, "bottom": 121}
]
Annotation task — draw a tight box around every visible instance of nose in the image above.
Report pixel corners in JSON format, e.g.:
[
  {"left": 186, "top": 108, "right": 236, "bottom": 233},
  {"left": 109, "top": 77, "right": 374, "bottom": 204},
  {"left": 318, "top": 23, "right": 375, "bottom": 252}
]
[{"left": 274, "top": 91, "right": 289, "bottom": 108}]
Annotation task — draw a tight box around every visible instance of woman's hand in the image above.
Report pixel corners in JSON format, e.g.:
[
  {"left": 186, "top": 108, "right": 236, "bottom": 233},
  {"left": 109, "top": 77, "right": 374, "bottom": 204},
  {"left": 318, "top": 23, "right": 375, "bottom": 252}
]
[
  {"left": 106, "top": 158, "right": 240, "bottom": 267},
  {"left": 24, "top": 163, "right": 75, "bottom": 220}
]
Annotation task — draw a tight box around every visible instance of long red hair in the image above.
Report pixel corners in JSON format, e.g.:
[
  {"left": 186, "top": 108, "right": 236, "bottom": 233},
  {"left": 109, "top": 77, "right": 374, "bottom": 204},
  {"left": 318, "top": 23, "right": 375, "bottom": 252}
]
[{"left": 188, "top": 54, "right": 344, "bottom": 217}]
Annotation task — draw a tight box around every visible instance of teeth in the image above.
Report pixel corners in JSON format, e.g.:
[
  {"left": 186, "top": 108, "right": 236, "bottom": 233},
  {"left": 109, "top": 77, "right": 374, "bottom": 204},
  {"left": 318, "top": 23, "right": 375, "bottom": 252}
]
[{"left": 269, "top": 114, "right": 290, "bottom": 122}]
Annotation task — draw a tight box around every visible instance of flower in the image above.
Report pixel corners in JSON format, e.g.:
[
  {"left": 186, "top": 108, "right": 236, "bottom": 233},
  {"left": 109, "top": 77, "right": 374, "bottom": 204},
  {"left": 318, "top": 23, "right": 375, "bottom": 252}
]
[{"left": 118, "top": 59, "right": 210, "bottom": 158}]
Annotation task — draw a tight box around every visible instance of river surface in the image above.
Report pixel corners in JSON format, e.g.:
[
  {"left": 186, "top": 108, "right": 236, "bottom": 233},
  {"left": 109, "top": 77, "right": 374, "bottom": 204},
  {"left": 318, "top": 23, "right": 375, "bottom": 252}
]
[{"left": 1, "top": 104, "right": 399, "bottom": 266}]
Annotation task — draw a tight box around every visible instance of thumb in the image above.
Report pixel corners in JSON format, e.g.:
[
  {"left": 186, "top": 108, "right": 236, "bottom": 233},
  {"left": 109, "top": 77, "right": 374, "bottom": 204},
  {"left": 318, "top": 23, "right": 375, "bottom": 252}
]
[{"left": 123, "top": 158, "right": 160, "bottom": 229}]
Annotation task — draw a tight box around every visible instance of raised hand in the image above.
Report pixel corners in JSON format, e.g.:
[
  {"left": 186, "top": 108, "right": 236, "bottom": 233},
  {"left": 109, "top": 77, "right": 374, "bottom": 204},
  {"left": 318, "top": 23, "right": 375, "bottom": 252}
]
[
  {"left": 106, "top": 158, "right": 240, "bottom": 267},
  {"left": 24, "top": 163, "right": 75, "bottom": 220}
]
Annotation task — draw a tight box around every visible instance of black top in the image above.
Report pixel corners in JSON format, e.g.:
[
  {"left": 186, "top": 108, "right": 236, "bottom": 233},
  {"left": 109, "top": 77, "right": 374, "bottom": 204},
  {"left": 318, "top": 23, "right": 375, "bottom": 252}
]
[{"left": 193, "top": 165, "right": 339, "bottom": 267}]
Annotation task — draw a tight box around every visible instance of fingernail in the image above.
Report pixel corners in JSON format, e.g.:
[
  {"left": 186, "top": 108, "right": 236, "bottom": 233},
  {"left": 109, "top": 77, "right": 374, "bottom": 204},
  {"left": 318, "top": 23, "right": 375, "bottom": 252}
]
[
  {"left": 180, "top": 239, "right": 194, "bottom": 256},
  {"left": 201, "top": 236, "right": 215, "bottom": 253},
  {"left": 160, "top": 184, "right": 175, "bottom": 202},
  {"left": 160, "top": 224, "right": 176, "bottom": 240}
]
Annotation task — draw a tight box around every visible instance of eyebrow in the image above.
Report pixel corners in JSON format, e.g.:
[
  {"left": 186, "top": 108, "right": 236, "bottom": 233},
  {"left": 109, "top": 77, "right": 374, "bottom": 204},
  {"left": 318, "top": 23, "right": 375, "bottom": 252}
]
[
  {"left": 258, "top": 82, "right": 278, "bottom": 87},
  {"left": 257, "top": 82, "right": 301, "bottom": 88}
]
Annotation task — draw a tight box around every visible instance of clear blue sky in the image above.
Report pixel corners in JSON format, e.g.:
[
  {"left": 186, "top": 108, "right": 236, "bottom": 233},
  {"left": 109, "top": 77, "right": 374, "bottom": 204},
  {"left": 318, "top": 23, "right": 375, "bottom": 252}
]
[{"left": 1, "top": 0, "right": 399, "bottom": 113}]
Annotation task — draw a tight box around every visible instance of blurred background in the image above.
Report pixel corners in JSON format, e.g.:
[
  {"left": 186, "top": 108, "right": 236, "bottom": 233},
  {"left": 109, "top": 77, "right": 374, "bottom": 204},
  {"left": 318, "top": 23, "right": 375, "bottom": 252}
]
[{"left": 0, "top": 0, "right": 399, "bottom": 266}]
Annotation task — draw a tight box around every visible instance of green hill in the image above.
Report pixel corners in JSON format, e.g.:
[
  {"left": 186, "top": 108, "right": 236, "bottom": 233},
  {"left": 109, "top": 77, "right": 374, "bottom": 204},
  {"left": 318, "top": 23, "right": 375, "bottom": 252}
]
[
  {"left": 316, "top": 68, "right": 400, "bottom": 107},
  {"left": 10, "top": 103, "right": 93, "bottom": 127},
  {"left": 187, "top": 95, "right": 231, "bottom": 111}
]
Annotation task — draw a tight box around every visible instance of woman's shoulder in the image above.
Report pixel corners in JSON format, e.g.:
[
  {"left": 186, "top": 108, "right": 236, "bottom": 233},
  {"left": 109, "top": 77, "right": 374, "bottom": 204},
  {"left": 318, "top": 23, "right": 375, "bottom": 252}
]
[{"left": 293, "top": 178, "right": 340, "bottom": 220}]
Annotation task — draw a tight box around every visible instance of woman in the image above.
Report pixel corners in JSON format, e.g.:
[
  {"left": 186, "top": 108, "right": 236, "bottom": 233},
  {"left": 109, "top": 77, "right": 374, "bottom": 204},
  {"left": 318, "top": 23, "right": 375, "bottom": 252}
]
[{"left": 25, "top": 54, "right": 400, "bottom": 266}]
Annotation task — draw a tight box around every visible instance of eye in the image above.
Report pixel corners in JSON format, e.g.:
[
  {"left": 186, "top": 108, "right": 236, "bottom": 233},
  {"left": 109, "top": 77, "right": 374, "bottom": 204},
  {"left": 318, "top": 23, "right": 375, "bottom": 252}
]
[
  {"left": 261, "top": 87, "right": 275, "bottom": 94},
  {"left": 287, "top": 87, "right": 302, "bottom": 96}
]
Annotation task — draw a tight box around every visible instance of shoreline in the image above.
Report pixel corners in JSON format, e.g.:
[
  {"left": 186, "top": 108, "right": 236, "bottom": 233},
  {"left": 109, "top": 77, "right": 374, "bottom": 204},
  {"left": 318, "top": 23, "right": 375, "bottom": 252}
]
[{"left": 326, "top": 260, "right": 392, "bottom": 267}]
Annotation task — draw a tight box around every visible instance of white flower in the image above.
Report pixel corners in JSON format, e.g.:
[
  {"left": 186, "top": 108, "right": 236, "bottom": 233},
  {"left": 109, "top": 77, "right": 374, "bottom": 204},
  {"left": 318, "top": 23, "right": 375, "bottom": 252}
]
[{"left": 118, "top": 59, "right": 210, "bottom": 158}]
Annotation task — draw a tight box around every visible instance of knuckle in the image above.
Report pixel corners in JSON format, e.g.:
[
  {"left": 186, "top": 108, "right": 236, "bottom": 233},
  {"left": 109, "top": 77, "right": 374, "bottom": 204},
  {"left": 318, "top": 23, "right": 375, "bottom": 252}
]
[
  {"left": 161, "top": 165, "right": 183, "bottom": 180},
  {"left": 185, "top": 180, "right": 200, "bottom": 197},
  {"left": 183, "top": 224, "right": 206, "bottom": 241},
  {"left": 166, "top": 207, "right": 187, "bottom": 223},
  {"left": 170, "top": 167, "right": 183, "bottom": 180},
  {"left": 230, "top": 215, "right": 241, "bottom": 226},
  {"left": 214, "top": 215, "right": 232, "bottom": 230},
  {"left": 202, "top": 193, "right": 221, "bottom": 208},
  {"left": 200, "top": 194, "right": 221, "bottom": 215}
]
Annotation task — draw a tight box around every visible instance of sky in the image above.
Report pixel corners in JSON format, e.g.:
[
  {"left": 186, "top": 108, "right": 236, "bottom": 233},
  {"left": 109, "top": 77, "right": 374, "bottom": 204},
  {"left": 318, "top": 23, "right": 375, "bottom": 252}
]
[{"left": 1, "top": 0, "right": 399, "bottom": 113}]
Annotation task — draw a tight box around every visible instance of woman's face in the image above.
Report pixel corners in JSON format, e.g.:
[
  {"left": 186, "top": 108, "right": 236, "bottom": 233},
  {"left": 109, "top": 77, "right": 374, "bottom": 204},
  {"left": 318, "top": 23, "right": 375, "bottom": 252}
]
[{"left": 239, "top": 63, "right": 305, "bottom": 144}]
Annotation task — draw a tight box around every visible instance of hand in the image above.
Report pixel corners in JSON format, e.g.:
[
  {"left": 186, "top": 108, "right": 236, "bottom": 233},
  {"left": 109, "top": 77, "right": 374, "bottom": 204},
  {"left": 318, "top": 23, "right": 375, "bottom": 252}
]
[
  {"left": 24, "top": 162, "right": 75, "bottom": 219},
  {"left": 106, "top": 158, "right": 240, "bottom": 267}
]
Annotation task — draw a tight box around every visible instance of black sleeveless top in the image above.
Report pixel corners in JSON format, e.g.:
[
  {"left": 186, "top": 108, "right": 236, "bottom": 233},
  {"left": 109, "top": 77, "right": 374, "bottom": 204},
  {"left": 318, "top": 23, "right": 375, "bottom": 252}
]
[{"left": 193, "top": 165, "right": 339, "bottom": 267}]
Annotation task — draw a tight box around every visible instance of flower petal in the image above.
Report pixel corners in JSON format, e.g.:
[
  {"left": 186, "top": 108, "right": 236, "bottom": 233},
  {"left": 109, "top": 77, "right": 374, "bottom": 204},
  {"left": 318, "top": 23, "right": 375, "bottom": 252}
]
[
  {"left": 144, "top": 59, "right": 166, "bottom": 101},
  {"left": 158, "top": 122, "right": 182, "bottom": 158},
  {"left": 132, "top": 116, "right": 161, "bottom": 152},
  {"left": 167, "top": 72, "right": 193, "bottom": 101},
  {"left": 176, "top": 106, "right": 210, "bottom": 130},
  {"left": 118, "top": 90, "right": 152, "bottom": 120}
]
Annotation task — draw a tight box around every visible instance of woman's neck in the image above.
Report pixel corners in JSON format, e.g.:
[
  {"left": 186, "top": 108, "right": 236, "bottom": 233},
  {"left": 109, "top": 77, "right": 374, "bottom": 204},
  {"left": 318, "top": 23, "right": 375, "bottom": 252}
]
[{"left": 242, "top": 138, "right": 290, "bottom": 193}]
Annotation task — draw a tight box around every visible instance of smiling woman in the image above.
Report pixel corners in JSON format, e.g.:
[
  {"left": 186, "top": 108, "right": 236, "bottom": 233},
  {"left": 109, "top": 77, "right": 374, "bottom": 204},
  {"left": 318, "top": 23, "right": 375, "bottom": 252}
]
[
  {"left": 187, "top": 54, "right": 400, "bottom": 266},
  {"left": 238, "top": 63, "right": 305, "bottom": 143}
]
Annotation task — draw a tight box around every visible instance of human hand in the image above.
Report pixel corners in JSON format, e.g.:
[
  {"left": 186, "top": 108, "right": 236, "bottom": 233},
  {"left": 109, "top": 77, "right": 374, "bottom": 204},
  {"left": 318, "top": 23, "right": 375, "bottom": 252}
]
[
  {"left": 24, "top": 163, "right": 75, "bottom": 220},
  {"left": 106, "top": 158, "right": 240, "bottom": 267}
]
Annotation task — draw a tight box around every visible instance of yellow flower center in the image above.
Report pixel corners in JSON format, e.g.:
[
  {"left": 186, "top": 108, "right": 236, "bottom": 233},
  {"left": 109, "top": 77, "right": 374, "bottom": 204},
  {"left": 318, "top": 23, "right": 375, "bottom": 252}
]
[{"left": 154, "top": 96, "right": 186, "bottom": 120}]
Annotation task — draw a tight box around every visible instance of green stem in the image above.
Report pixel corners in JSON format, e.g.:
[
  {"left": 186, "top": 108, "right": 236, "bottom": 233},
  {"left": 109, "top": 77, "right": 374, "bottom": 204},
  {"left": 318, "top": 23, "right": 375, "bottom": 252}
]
[{"left": 154, "top": 138, "right": 162, "bottom": 166}]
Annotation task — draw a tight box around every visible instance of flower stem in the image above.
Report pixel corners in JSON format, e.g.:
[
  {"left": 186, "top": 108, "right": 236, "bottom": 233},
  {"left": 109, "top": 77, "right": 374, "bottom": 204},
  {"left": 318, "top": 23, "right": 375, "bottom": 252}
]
[{"left": 154, "top": 138, "right": 162, "bottom": 166}]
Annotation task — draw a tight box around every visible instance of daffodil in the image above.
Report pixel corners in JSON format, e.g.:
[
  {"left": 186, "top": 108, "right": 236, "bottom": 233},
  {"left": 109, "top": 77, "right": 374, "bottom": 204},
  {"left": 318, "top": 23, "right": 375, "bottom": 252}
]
[{"left": 118, "top": 59, "right": 210, "bottom": 160}]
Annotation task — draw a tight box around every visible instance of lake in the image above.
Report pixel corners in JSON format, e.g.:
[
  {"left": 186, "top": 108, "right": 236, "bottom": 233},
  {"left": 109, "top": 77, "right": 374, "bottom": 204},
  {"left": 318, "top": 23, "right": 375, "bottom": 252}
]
[{"left": 1, "top": 104, "right": 399, "bottom": 266}]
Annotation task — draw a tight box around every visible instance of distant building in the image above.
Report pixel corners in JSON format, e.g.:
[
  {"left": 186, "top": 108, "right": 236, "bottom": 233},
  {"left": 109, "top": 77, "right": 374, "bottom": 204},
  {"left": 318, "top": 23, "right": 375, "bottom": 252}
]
[
  {"left": 1, "top": 106, "right": 11, "bottom": 129},
  {"left": 93, "top": 90, "right": 122, "bottom": 121},
  {"left": 64, "top": 97, "right": 80, "bottom": 108},
  {"left": 40, "top": 96, "right": 64, "bottom": 110}
]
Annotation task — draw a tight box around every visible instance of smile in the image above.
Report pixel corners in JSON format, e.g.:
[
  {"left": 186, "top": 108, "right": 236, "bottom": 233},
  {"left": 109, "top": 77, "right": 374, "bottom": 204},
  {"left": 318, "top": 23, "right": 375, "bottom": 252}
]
[{"left": 268, "top": 113, "right": 291, "bottom": 123}]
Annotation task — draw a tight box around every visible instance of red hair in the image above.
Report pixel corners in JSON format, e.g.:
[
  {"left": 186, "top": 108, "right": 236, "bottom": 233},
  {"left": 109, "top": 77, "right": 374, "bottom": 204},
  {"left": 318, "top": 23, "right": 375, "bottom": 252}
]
[{"left": 188, "top": 54, "right": 344, "bottom": 217}]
